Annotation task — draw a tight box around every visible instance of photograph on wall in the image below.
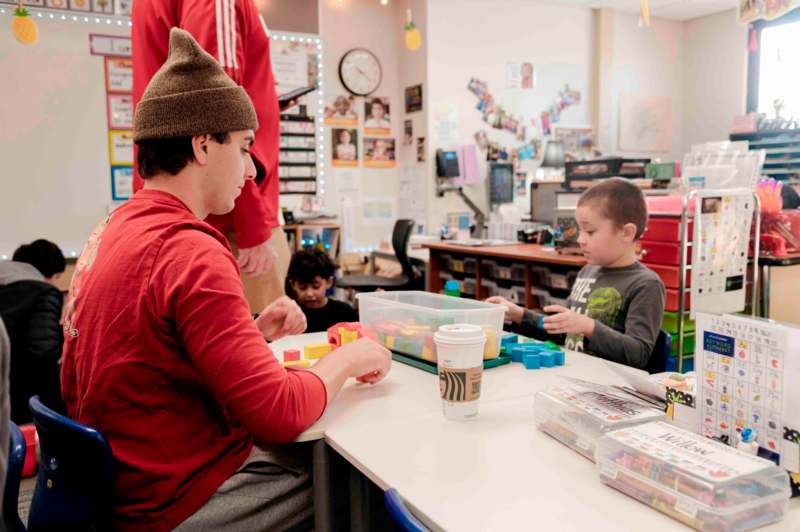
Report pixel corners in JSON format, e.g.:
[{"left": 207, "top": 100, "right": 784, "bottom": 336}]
[
  {"left": 69, "top": 0, "right": 92, "bottom": 11},
  {"left": 364, "top": 97, "right": 391, "bottom": 136},
  {"left": 332, "top": 128, "right": 358, "bottom": 167},
  {"left": 506, "top": 61, "right": 535, "bottom": 90},
  {"left": 92, "top": 0, "right": 113, "bottom": 14},
  {"left": 514, "top": 171, "right": 528, "bottom": 198},
  {"left": 405, "top": 84, "right": 423, "bottom": 113},
  {"left": 324, "top": 94, "right": 358, "bottom": 126},
  {"left": 107, "top": 93, "right": 133, "bottom": 130},
  {"left": 404, "top": 119, "right": 413, "bottom": 145},
  {"left": 553, "top": 125, "right": 594, "bottom": 160},
  {"left": 416, "top": 137, "right": 425, "bottom": 163},
  {"left": 364, "top": 137, "right": 396, "bottom": 168},
  {"left": 104, "top": 57, "right": 133, "bottom": 93}
]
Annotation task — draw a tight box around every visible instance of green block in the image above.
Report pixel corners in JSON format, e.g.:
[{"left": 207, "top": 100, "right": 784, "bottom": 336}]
[
  {"left": 670, "top": 332, "right": 695, "bottom": 357},
  {"left": 662, "top": 311, "right": 695, "bottom": 334}
]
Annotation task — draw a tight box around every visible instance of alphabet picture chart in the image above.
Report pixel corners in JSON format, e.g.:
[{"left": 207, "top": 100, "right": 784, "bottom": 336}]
[
  {"left": 696, "top": 312, "right": 800, "bottom": 472},
  {"left": 691, "top": 190, "right": 754, "bottom": 319}
]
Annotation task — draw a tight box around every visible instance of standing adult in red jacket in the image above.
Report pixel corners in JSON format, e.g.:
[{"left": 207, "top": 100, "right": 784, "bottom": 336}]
[{"left": 132, "top": 0, "right": 290, "bottom": 312}]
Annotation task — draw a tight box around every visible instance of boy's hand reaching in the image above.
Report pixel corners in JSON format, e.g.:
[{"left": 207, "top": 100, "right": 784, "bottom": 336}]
[
  {"left": 542, "top": 305, "right": 595, "bottom": 337},
  {"left": 485, "top": 296, "right": 525, "bottom": 324}
]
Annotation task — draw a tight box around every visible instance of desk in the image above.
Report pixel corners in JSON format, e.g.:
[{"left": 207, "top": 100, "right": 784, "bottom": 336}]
[
  {"left": 759, "top": 254, "right": 800, "bottom": 326},
  {"left": 270, "top": 333, "right": 800, "bottom": 531},
  {"left": 423, "top": 242, "right": 586, "bottom": 305}
]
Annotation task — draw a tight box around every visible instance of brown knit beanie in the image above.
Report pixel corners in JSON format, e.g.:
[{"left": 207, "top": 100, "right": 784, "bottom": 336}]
[{"left": 134, "top": 28, "right": 258, "bottom": 142}]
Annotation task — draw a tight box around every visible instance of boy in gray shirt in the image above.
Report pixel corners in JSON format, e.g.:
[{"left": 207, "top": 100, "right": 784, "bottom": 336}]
[{"left": 488, "top": 178, "right": 665, "bottom": 369}]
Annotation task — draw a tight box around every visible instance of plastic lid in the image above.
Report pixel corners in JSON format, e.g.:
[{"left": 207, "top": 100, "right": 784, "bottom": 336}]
[
  {"left": 741, "top": 428, "right": 755, "bottom": 443},
  {"left": 444, "top": 280, "right": 460, "bottom": 291},
  {"left": 434, "top": 324, "right": 486, "bottom": 345}
]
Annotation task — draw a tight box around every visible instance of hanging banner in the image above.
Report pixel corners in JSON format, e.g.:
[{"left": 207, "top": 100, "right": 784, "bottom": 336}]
[{"left": 739, "top": 0, "right": 800, "bottom": 24}]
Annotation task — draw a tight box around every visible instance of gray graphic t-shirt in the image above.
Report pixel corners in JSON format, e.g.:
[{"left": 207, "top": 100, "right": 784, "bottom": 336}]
[{"left": 521, "top": 262, "right": 665, "bottom": 369}]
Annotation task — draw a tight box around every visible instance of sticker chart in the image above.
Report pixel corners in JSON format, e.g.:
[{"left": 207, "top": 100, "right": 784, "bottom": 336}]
[
  {"left": 696, "top": 312, "right": 800, "bottom": 472},
  {"left": 691, "top": 191, "right": 754, "bottom": 318}
]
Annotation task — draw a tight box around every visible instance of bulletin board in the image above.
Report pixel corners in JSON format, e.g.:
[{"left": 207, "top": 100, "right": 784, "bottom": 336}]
[{"left": 0, "top": 12, "right": 130, "bottom": 258}]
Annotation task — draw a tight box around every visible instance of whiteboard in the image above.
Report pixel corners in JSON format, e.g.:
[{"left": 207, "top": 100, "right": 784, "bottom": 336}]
[{"left": 0, "top": 15, "right": 130, "bottom": 258}]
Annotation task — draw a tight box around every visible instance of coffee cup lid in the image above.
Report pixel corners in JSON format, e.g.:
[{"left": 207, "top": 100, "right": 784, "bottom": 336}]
[{"left": 434, "top": 324, "right": 486, "bottom": 345}]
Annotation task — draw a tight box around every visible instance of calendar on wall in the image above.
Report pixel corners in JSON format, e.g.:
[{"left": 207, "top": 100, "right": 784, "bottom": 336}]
[
  {"left": 691, "top": 190, "right": 754, "bottom": 319},
  {"left": 696, "top": 312, "right": 800, "bottom": 472}
]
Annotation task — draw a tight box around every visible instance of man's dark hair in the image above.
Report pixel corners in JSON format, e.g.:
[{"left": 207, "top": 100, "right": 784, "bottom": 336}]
[
  {"left": 578, "top": 177, "right": 649, "bottom": 239},
  {"left": 287, "top": 249, "right": 336, "bottom": 285},
  {"left": 136, "top": 132, "right": 231, "bottom": 178},
  {"left": 12, "top": 239, "right": 66, "bottom": 278}
]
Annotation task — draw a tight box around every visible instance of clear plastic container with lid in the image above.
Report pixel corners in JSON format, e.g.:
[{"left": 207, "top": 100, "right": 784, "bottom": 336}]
[
  {"left": 533, "top": 378, "right": 666, "bottom": 461},
  {"left": 596, "top": 421, "right": 791, "bottom": 531},
  {"left": 358, "top": 291, "right": 504, "bottom": 362}
]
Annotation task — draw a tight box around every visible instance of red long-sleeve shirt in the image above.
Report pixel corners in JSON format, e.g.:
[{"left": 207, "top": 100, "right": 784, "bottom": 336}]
[
  {"left": 132, "top": 0, "right": 281, "bottom": 248},
  {"left": 61, "top": 190, "right": 326, "bottom": 531}
]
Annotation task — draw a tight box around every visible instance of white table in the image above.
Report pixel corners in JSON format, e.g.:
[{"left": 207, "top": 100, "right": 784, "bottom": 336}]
[{"left": 270, "top": 333, "right": 800, "bottom": 531}]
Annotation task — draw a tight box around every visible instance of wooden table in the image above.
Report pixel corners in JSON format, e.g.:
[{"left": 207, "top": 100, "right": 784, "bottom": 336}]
[{"left": 423, "top": 242, "right": 587, "bottom": 307}]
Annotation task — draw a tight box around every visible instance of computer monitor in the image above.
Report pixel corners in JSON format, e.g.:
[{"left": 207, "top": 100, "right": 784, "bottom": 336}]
[
  {"left": 488, "top": 162, "right": 514, "bottom": 205},
  {"left": 436, "top": 149, "right": 460, "bottom": 178}
]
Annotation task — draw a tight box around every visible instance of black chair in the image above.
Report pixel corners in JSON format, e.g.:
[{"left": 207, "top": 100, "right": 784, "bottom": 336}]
[
  {"left": 3, "top": 421, "right": 27, "bottom": 532},
  {"left": 337, "top": 219, "right": 421, "bottom": 292},
  {"left": 644, "top": 330, "right": 672, "bottom": 374}
]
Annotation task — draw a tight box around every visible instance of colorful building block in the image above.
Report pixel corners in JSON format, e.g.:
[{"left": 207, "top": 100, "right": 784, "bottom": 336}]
[
  {"left": 421, "top": 345, "right": 435, "bottom": 362},
  {"left": 483, "top": 328, "right": 499, "bottom": 359},
  {"left": 283, "top": 359, "right": 312, "bottom": 369},
  {"left": 501, "top": 333, "right": 518, "bottom": 347},
  {"left": 283, "top": 349, "right": 301, "bottom": 362},
  {"left": 304, "top": 343, "right": 333, "bottom": 359},
  {"left": 340, "top": 328, "right": 359, "bottom": 345},
  {"left": 385, "top": 335, "right": 395, "bottom": 350},
  {"left": 539, "top": 351, "right": 556, "bottom": 368},
  {"left": 554, "top": 351, "right": 565, "bottom": 366},
  {"left": 544, "top": 341, "right": 560, "bottom": 351},
  {"left": 523, "top": 353, "right": 541, "bottom": 370},
  {"left": 511, "top": 345, "right": 539, "bottom": 363}
]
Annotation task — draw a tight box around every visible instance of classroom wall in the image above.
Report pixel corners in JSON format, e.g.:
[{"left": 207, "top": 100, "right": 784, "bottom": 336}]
[
  {"left": 318, "top": 0, "right": 404, "bottom": 251},
  {"left": 425, "top": 0, "right": 594, "bottom": 230},
  {"left": 0, "top": 15, "right": 130, "bottom": 259},
  {"left": 604, "top": 11, "right": 686, "bottom": 163},
  {"left": 682, "top": 9, "right": 748, "bottom": 152}
]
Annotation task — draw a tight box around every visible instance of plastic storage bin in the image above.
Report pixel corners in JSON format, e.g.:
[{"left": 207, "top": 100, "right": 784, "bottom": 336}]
[
  {"left": 510, "top": 264, "right": 527, "bottom": 282},
  {"left": 530, "top": 287, "right": 551, "bottom": 308},
  {"left": 462, "top": 278, "right": 477, "bottom": 296},
  {"left": 597, "top": 422, "right": 791, "bottom": 531},
  {"left": 533, "top": 379, "right": 665, "bottom": 462},
  {"left": 548, "top": 272, "right": 570, "bottom": 290},
  {"left": 640, "top": 240, "right": 692, "bottom": 266},
  {"left": 530, "top": 266, "right": 551, "bottom": 286},
  {"left": 495, "top": 265, "right": 512, "bottom": 280},
  {"left": 481, "top": 279, "right": 498, "bottom": 298},
  {"left": 645, "top": 263, "right": 691, "bottom": 289},
  {"left": 641, "top": 216, "right": 693, "bottom": 242},
  {"left": 464, "top": 257, "right": 477, "bottom": 275},
  {"left": 358, "top": 291, "right": 504, "bottom": 362}
]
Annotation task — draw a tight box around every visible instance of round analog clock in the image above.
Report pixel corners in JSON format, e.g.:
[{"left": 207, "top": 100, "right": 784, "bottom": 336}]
[{"left": 338, "top": 48, "right": 382, "bottom": 96}]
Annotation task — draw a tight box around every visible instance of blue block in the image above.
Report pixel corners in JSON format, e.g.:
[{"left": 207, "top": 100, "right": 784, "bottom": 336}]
[
  {"left": 501, "top": 333, "right": 518, "bottom": 347},
  {"left": 537, "top": 315, "right": 545, "bottom": 329},
  {"left": 554, "top": 351, "right": 565, "bottom": 366},
  {"left": 511, "top": 345, "right": 538, "bottom": 363},
  {"left": 539, "top": 351, "right": 556, "bottom": 368},
  {"left": 523, "top": 353, "right": 540, "bottom": 370}
]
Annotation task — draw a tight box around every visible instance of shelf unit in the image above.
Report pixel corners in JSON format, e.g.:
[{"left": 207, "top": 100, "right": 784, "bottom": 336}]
[
  {"left": 730, "top": 129, "right": 800, "bottom": 180},
  {"left": 279, "top": 114, "right": 318, "bottom": 196},
  {"left": 284, "top": 223, "right": 341, "bottom": 260}
]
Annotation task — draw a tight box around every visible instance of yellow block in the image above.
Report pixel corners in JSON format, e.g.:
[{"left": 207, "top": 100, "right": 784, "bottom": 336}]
[
  {"left": 421, "top": 345, "right": 435, "bottom": 362},
  {"left": 385, "top": 335, "right": 395, "bottom": 350},
  {"left": 341, "top": 329, "right": 359, "bottom": 345},
  {"left": 304, "top": 343, "right": 333, "bottom": 359},
  {"left": 283, "top": 360, "right": 312, "bottom": 369},
  {"left": 483, "top": 328, "right": 499, "bottom": 359}
]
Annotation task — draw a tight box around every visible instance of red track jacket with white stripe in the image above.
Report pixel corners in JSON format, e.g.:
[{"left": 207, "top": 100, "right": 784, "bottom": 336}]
[{"left": 132, "top": 0, "right": 280, "bottom": 248}]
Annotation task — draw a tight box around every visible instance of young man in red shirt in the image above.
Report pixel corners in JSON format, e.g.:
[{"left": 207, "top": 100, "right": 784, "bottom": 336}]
[
  {"left": 132, "top": 0, "right": 290, "bottom": 312},
  {"left": 61, "top": 29, "right": 391, "bottom": 531}
]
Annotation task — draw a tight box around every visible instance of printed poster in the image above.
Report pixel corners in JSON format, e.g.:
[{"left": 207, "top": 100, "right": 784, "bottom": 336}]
[
  {"left": 108, "top": 130, "right": 133, "bottom": 165},
  {"left": 105, "top": 57, "right": 132, "bottom": 92},
  {"left": 107, "top": 93, "right": 132, "bottom": 129}
]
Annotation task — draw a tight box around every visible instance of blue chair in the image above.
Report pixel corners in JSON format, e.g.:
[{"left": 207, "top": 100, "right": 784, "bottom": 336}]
[
  {"left": 644, "top": 330, "right": 673, "bottom": 374},
  {"left": 4, "top": 421, "right": 27, "bottom": 532},
  {"left": 27, "top": 396, "right": 114, "bottom": 532},
  {"left": 384, "top": 488, "right": 429, "bottom": 532}
]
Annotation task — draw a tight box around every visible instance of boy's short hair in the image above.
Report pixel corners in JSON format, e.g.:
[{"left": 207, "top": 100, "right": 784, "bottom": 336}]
[
  {"left": 577, "top": 177, "right": 648, "bottom": 239},
  {"left": 13, "top": 239, "right": 66, "bottom": 278},
  {"left": 136, "top": 132, "right": 230, "bottom": 179},
  {"left": 287, "top": 249, "right": 336, "bottom": 285}
]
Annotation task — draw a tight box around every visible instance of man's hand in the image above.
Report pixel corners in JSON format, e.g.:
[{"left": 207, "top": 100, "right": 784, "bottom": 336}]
[
  {"left": 255, "top": 296, "right": 307, "bottom": 341},
  {"left": 238, "top": 239, "right": 277, "bottom": 276},
  {"left": 542, "top": 305, "right": 595, "bottom": 337}
]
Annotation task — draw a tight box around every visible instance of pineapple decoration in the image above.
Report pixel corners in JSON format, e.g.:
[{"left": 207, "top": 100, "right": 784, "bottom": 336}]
[
  {"left": 404, "top": 8, "right": 421, "bottom": 51},
  {"left": 12, "top": 0, "right": 39, "bottom": 45}
]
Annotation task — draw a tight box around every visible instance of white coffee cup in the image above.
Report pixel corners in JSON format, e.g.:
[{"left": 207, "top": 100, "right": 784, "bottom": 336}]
[{"left": 434, "top": 324, "right": 486, "bottom": 421}]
